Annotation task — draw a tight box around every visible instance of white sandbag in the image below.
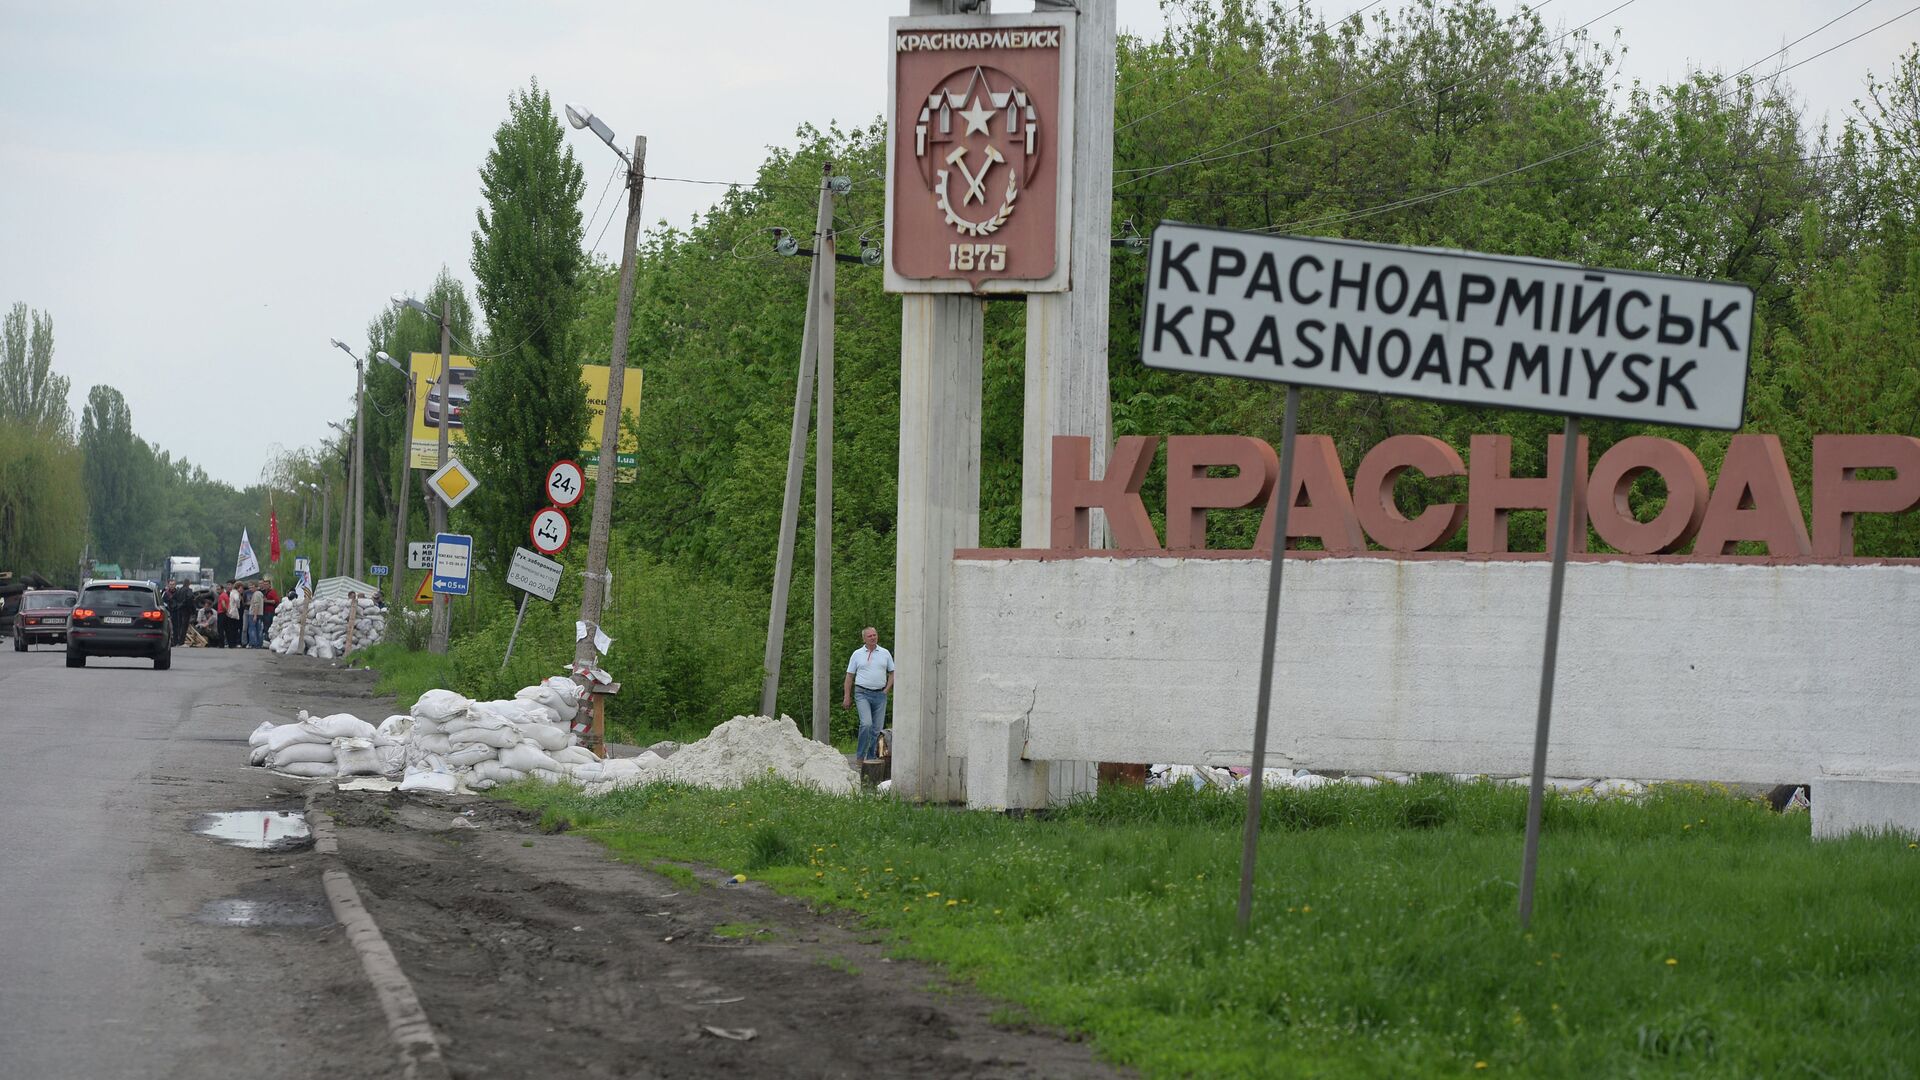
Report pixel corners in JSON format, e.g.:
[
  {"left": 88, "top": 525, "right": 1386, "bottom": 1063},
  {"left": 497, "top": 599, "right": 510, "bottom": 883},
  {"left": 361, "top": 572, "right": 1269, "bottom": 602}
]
[
  {"left": 248, "top": 721, "right": 276, "bottom": 748},
  {"left": 445, "top": 744, "right": 499, "bottom": 769},
  {"left": 551, "top": 744, "right": 597, "bottom": 765},
  {"left": 267, "top": 741, "right": 339, "bottom": 767},
  {"left": 498, "top": 742, "right": 562, "bottom": 774},
  {"left": 410, "top": 733, "right": 452, "bottom": 756},
  {"left": 264, "top": 722, "right": 330, "bottom": 754},
  {"left": 376, "top": 715, "right": 412, "bottom": 738},
  {"left": 513, "top": 703, "right": 562, "bottom": 728},
  {"left": 470, "top": 761, "right": 527, "bottom": 785},
  {"left": 467, "top": 778, "right": 497, "bottom": 791},
  {"left": 334, "top": 738, "right": 385, "bottom": 777},
  {"left": 514, "top": 684, "right": 577, "bottom": 723},
  {"left": 448, "top": 726, "right": 520, "bottom": 749},
  {"left": 311, "top": 643, "right": 336, "bottom": 660},
  {"left": 520, "top": 724, "right": 573, "bottom": 752},
  {"left": 527, "top": 768, "right": 567, "bottom": 785},
  {"left": 307, "top": 713, "right": 377, "bottom": 740},
  {"left": 398, "top": 769, "right": 458, "bottom": 793},
  {"left": 248, "top": 744, "right": 270, "bottom": 766},
  {"left": 444, "top": 711, "right": 513, "bottom": 734},
  {"left": 411, "top": 689, "right": 471, "bottom": 723},
  {"left": 473, "top": 699, "right": 549, "bottom": 726},
  {"left": 409, "top": 716, "right": 446, "bottom": 736},
  {"left": 375, "top": 743, "right": 405, "bottom": 777},
  {"left": 275, "top": 761, "right": 337, "bottom": 779}
]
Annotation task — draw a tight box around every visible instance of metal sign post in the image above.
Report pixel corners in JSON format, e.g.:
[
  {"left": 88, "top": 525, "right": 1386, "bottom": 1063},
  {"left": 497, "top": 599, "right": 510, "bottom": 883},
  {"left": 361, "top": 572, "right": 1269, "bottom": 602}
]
[
  {"left": 1141, "top": 221, "right": 1755, "bottom": 932},
  {"left": 1237, "top": 385, "right": 1299, "bottom": 932}
]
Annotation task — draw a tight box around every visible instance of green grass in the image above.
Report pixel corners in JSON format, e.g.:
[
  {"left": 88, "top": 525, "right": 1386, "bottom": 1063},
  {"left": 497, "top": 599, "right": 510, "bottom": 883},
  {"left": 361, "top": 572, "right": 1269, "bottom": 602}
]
[
  {"left": 344, "top": 641, "right": 453, "bottom": 712},
  {"left": 503, "top": 777, "right": 1920, "bottom": 1078}
]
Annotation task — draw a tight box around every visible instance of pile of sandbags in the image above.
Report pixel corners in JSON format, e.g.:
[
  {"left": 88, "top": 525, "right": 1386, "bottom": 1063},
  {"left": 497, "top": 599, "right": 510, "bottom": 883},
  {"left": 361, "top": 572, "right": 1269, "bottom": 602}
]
[
  {"left": 401, "top": 680, "right": 644, "bottom": 791},
  {"left": 581, "top": 714, "right": 859, "bottom": 797},
  {"left": 268, "top": 592, "right": 387, "bottom": 658},
  {"left": 247, "top": 711, "right": 405, "bottom": 780}
]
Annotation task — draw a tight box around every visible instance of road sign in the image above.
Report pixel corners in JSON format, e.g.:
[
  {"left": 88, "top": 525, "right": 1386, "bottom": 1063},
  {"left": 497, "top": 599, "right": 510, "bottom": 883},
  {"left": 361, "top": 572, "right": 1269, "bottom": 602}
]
[
  {"left": 414, "top": 576, "right": 433, "bottom": 605},
  {"left": 430, "top": 532, "right": 473, "bottom": 595},
  {"left": 407, "top": 542, "right": 434, "bottom": 570},
  {"left": 1141, "top": 222, "right": 1755, "bottom": 430},
  {"left": 545, "top": 460, "right": 584, "bottom": 509},
  {"left": 369, "top": 565, "right": 390, "bottom": 577},
  {"left": 529, "top": 508, "right": 570, "bottom": 555},
  {"left": 427, "top": 457, "right": 479, "bottom": 509},
  {"left": 506, "top": 546, "right": 564, "bottom": 602}
]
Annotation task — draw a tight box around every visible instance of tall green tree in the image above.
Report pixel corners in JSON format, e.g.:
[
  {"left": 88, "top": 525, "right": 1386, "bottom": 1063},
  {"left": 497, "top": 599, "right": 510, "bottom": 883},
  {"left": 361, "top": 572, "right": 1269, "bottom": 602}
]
[
  {"left": 466, "top": 79, "right": 591, "bottom": 570},
  {"left": 79, "top": 385, "right": 154, "bottom": 566},
  {"left": 1, "top": 302, "right": 69, "bottom": 437}
]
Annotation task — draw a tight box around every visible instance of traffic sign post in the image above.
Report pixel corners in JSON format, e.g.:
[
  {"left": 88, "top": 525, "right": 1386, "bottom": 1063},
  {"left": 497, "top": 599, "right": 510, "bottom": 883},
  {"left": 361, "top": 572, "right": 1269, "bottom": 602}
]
[
  {"left": 406, "top": 542, "right": 435, "bottom": 570},
  {"left": 545, "top": 460, "right": 584, "bottom": 509},
  {"left": 427, "top": 458, "right": 479, "bottom": 509},
  {"left": 1142, "top": 222, "right": 1755, "bottom": 933},
  {"left": 430, "top": 533, "right": 473, "bottom": 596},
  {"left": 369, "top": 565, "right": 390, "bottom": 578},
  {"left": 500, "top": 546, "right": 565, "bottom": 672},
  {"left": 529, "top": 508, "right": 570, "bottom": 555}
]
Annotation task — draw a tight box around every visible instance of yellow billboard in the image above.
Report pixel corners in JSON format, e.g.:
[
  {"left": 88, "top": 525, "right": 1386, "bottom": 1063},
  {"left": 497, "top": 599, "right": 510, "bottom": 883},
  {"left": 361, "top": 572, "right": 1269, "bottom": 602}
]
[{"left": 408, "top": 354, "right": 643, "bottom": 481}]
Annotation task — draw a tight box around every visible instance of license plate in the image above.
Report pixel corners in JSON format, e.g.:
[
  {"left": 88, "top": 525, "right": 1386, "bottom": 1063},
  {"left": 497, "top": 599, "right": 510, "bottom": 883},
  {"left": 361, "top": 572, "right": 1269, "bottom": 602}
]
[{"left": 104, "top": 616, "right": 132, "bottom": 625}]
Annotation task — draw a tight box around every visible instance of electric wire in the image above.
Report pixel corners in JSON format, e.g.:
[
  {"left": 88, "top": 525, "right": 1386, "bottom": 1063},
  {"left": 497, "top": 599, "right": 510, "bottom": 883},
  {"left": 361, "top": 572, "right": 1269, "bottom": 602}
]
[{"left": 1257, "top": 0, "right": 1907, "bottom": 235}]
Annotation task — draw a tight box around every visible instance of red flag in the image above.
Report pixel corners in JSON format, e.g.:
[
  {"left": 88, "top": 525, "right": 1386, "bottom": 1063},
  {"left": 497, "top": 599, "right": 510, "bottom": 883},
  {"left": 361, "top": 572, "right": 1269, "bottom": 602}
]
[{"left": 268, "top": 510, "right": 281, "bottom": 562}]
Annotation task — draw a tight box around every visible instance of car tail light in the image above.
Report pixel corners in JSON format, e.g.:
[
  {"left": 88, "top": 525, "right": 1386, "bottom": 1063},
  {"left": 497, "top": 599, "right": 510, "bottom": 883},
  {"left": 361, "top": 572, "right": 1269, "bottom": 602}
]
[
  {"left": 71, "top": 608, "right": 95, "bottom": 620},
  {"left": 141, "top": 610, "right": 166, "bottom": 622}
]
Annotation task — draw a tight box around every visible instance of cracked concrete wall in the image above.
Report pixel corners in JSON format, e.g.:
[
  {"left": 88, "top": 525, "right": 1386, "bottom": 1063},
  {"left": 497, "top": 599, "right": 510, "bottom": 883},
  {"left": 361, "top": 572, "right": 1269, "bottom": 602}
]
[{"left": 948, "top": 555, "right": 1920, "bottom": 790}]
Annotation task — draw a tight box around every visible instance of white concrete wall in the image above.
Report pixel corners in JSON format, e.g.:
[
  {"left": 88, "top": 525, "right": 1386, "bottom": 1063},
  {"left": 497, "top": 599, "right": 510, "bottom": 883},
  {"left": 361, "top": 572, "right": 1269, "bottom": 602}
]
[{"left": 948, "top": 556, "right": 1920, "bottom": 789}]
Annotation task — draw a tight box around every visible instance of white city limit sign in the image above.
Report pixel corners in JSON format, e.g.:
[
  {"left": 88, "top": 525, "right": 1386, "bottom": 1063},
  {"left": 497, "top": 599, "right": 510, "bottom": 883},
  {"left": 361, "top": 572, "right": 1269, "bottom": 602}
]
[{"left": 1142, "top": 223, "right": 1755, "bottom": 430}]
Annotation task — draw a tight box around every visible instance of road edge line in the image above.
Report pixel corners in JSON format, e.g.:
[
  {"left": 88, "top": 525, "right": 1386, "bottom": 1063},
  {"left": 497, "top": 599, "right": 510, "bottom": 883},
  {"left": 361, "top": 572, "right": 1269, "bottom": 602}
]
[{"left": 306, "top": 791, "right": 451, "bottom": 1080}]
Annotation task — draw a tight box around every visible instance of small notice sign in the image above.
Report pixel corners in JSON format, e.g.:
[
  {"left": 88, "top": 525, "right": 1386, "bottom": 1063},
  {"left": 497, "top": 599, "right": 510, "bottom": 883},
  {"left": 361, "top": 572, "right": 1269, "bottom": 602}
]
[
  {"left": 431, "top": 532, "right": 472, "bottom": 596},
  {"left": 506, "top": 547, "right": 564, "bottom": 602},
  {"left": 407, "top": 542, "right": 434, "bottom": 570}
]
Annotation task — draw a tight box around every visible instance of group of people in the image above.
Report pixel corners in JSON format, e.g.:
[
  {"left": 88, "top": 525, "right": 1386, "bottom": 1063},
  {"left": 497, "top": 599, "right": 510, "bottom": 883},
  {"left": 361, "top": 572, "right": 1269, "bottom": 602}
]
[{"left": 161, "top": 579, "right": 280, "bottom": 649}]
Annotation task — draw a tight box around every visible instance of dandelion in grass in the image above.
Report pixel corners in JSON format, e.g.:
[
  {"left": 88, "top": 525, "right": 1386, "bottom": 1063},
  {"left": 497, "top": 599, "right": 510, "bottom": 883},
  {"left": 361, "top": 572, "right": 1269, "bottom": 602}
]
[
  {"left": 1474, "top": 1063, "right": 1488, "bottom": 1070},
  {"left": 1665, "top": 957, "right": 1678, "bottom": 966},
  {"left": 926, "top": 891, "right": 940, "bottom": 898},
  {"left": 946, "top": 899, "right": 958, "bottom": 907}
]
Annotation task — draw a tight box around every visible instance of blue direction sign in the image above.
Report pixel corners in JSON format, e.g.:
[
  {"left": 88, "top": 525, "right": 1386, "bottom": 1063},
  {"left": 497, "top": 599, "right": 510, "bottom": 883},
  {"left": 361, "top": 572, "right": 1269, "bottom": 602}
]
[
  {"left": 430, "top": 533, "right": 473, "bottom": 596},
  {"left": 369, "top": 565, "right": 390, "bottom": 577}
]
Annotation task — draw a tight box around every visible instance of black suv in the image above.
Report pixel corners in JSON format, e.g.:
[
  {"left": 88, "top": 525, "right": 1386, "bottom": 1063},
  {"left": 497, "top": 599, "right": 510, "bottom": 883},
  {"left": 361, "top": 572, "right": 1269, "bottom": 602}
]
[{"left": 67, "top": 580, "right": 171, "bottom": 669}]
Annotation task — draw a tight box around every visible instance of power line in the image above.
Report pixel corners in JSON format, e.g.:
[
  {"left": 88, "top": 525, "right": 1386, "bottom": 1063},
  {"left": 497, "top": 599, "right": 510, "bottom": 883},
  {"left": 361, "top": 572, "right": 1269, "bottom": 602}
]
[
  {"left": 1117, "top": 0, "right": 1628, "bottom": 189},
  {"left": 1259, "top": 0, "right": 1907, "bottom": 235}
]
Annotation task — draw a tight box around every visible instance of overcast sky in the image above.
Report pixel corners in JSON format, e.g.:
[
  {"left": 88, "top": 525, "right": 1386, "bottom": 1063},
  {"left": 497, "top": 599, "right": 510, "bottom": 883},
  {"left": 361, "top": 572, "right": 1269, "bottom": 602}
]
[{"left": 1, "top": 0, "right": 1912, "bottom": 488}]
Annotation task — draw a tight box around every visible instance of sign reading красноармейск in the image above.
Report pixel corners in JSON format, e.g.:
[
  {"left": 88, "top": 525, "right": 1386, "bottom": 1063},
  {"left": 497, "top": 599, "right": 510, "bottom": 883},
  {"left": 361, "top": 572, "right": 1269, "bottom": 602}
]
[{"left": 1141, "top": 223, "right": 1755, "bottom": 430}]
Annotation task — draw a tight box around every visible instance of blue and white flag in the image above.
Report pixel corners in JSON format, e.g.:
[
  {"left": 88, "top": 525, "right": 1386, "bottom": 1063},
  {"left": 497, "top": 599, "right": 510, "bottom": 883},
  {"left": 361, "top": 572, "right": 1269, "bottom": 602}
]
[{"left": 234, "top": 528, "right": 261, "bottom": 579}]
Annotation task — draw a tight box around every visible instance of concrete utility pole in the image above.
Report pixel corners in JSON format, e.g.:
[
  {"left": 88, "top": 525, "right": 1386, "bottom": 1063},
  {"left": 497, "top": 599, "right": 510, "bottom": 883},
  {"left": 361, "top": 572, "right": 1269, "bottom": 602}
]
[
  {"left": 574, "top": 134, "right": 646, "bottom": 671},
  {"left": 811, "top": 171, "right": 838, "bottom": 744},
  {"left": 317, "top": 482, "right": 331, "bottom": 582},
  {"left": 759, "top": 164, "right": 838, "bottom": 728},
  {"left": 429, "top": 300, "right": 452, "bottom": 654},
  {"left": 1022, "top": 0, "right": 1116, "bottom": 804}
]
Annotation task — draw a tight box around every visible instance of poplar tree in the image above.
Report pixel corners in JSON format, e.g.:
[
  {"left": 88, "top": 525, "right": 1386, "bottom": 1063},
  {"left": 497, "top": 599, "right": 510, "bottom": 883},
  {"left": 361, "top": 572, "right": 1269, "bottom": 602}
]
[{"left": 468, "top": 78, "right": 591, "bottom": 571}]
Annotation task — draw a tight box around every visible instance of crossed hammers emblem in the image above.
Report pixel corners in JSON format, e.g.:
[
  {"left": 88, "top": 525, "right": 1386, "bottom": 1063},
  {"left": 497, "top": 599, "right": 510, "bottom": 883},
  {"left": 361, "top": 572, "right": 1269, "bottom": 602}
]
[{"left": 945, "top": 143, "right": 1005, "bottom": 205}]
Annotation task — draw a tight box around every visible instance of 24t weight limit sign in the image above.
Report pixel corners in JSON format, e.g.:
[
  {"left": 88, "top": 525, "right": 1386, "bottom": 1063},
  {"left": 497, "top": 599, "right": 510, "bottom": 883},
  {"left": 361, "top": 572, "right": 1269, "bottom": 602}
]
[{"left": 1143, "top": 223, "right": 1754, "bottom": 430}]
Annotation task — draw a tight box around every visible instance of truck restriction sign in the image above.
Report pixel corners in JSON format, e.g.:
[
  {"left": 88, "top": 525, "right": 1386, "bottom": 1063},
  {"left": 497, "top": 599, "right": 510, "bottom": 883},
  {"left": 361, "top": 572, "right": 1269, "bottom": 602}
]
[
  {"left": 545, "top": 459, "right": 584, "bottom": 509},
  {"left": 530, "top": 508, "right": 570, "bottom": 555}
]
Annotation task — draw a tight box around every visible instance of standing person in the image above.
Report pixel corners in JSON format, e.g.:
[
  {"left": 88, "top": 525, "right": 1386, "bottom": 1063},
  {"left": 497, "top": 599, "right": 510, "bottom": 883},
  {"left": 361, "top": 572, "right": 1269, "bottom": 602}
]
[
  {"left": 842, "top": 626, "right": 896, "bottom": 763},
  {"left": 222, "top": 581, "right": 243, "bottom": 649},
  {"left": 166, "top": 582, "right": 193, "bottom": 646},
  {"left": 210, "top": 582, "right": 228, "bottom": 648},
  {"left": 260, "top": 580, "right": 280, "bottom": 640},
  {"left": 246, "top": 582, "right": 266, "bottom": 648}
]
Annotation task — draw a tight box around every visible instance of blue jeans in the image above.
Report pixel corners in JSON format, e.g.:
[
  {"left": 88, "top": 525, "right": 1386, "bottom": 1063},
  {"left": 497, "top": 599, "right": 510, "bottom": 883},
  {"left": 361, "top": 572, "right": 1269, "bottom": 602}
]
[
  {"left": 854, "top": 686, "right": 889, "bottom": 761},
  {"left": 244, "top": 612, "right": 263, "bottom": 648}
]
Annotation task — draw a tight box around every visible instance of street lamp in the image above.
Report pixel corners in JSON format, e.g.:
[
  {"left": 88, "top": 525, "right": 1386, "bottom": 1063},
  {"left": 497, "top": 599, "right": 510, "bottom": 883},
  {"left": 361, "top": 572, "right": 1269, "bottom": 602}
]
[
  {"left": 373, "top": 349, "right": 414, "bottom": 611},
  {"left": 329, "top": 339, "right": 368, "bottom": 582},
  {"left": 562, "top": 102, "right": 646, "bottom": 679},
  {"left": 393, "top": 294, "right": 454, "bottom": 654}
]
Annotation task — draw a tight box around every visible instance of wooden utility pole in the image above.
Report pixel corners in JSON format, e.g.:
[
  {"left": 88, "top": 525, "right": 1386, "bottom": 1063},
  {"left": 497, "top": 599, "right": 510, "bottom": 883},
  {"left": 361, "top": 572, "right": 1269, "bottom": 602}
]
[
  {"left": 759, "top": 164, "right": 838, "bottom": 724},
  {"left": 574, "top": 135, "right": 646, "bottom": 671},
  {"left": 389, "top": 373, "right": 416, "bottom": 610},
  {"left": 811, "top": 168, "right": 839, "bottom": 744}
]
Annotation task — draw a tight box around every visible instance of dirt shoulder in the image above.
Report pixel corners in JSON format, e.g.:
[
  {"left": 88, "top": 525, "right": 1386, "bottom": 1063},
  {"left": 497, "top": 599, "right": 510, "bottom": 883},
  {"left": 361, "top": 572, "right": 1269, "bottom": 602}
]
[{"left": 314, "top": 786, "right": 1125, "bottom": 1080}]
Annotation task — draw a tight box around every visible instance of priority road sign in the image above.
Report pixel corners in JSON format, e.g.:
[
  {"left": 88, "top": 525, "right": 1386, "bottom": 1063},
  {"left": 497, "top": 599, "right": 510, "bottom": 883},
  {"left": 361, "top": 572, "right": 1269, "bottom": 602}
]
[
  {"left": 430, "top": 532, "right": 473, "bottom": 596},
  {"left": 427, "top": 458, "right": 479, "bottom": 509}
]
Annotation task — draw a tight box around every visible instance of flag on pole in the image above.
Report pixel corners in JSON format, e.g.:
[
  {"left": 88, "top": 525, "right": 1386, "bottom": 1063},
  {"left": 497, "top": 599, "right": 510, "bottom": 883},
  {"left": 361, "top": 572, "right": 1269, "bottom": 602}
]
[
  {"left": 235, "top": 529, "right": 261, "bottom": 579},
  {"left": 268, "top": 510, "right": 281, "bottom": 562}
]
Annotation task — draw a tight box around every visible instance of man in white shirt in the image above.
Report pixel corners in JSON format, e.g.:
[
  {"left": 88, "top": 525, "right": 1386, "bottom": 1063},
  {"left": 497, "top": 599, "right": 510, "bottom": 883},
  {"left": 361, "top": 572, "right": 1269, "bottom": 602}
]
[{"left": 842, "top": 626, "right": 895, "bottom": 763}]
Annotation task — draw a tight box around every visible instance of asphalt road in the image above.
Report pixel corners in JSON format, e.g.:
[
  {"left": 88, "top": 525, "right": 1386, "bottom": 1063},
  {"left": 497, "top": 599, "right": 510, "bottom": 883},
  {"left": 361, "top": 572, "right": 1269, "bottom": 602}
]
[{"left": 0, "top": 645, "right": 390, "bottom": 1080}]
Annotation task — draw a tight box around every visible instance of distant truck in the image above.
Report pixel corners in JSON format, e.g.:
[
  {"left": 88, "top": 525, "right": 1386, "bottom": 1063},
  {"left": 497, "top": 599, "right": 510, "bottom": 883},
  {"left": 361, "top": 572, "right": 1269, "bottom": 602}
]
[{"left": 165, "top": 557, "right": 204, "bottom": 589}]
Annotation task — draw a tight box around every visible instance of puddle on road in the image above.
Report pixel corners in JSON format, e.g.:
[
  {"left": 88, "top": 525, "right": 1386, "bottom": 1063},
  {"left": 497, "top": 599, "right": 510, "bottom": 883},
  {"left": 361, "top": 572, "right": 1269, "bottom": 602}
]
[
  {"left": 193, "top": 810, "right": 314, "bottom": 852},
  {"left": 195, "top": 894, "right": 334, "bottom": 928}
]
